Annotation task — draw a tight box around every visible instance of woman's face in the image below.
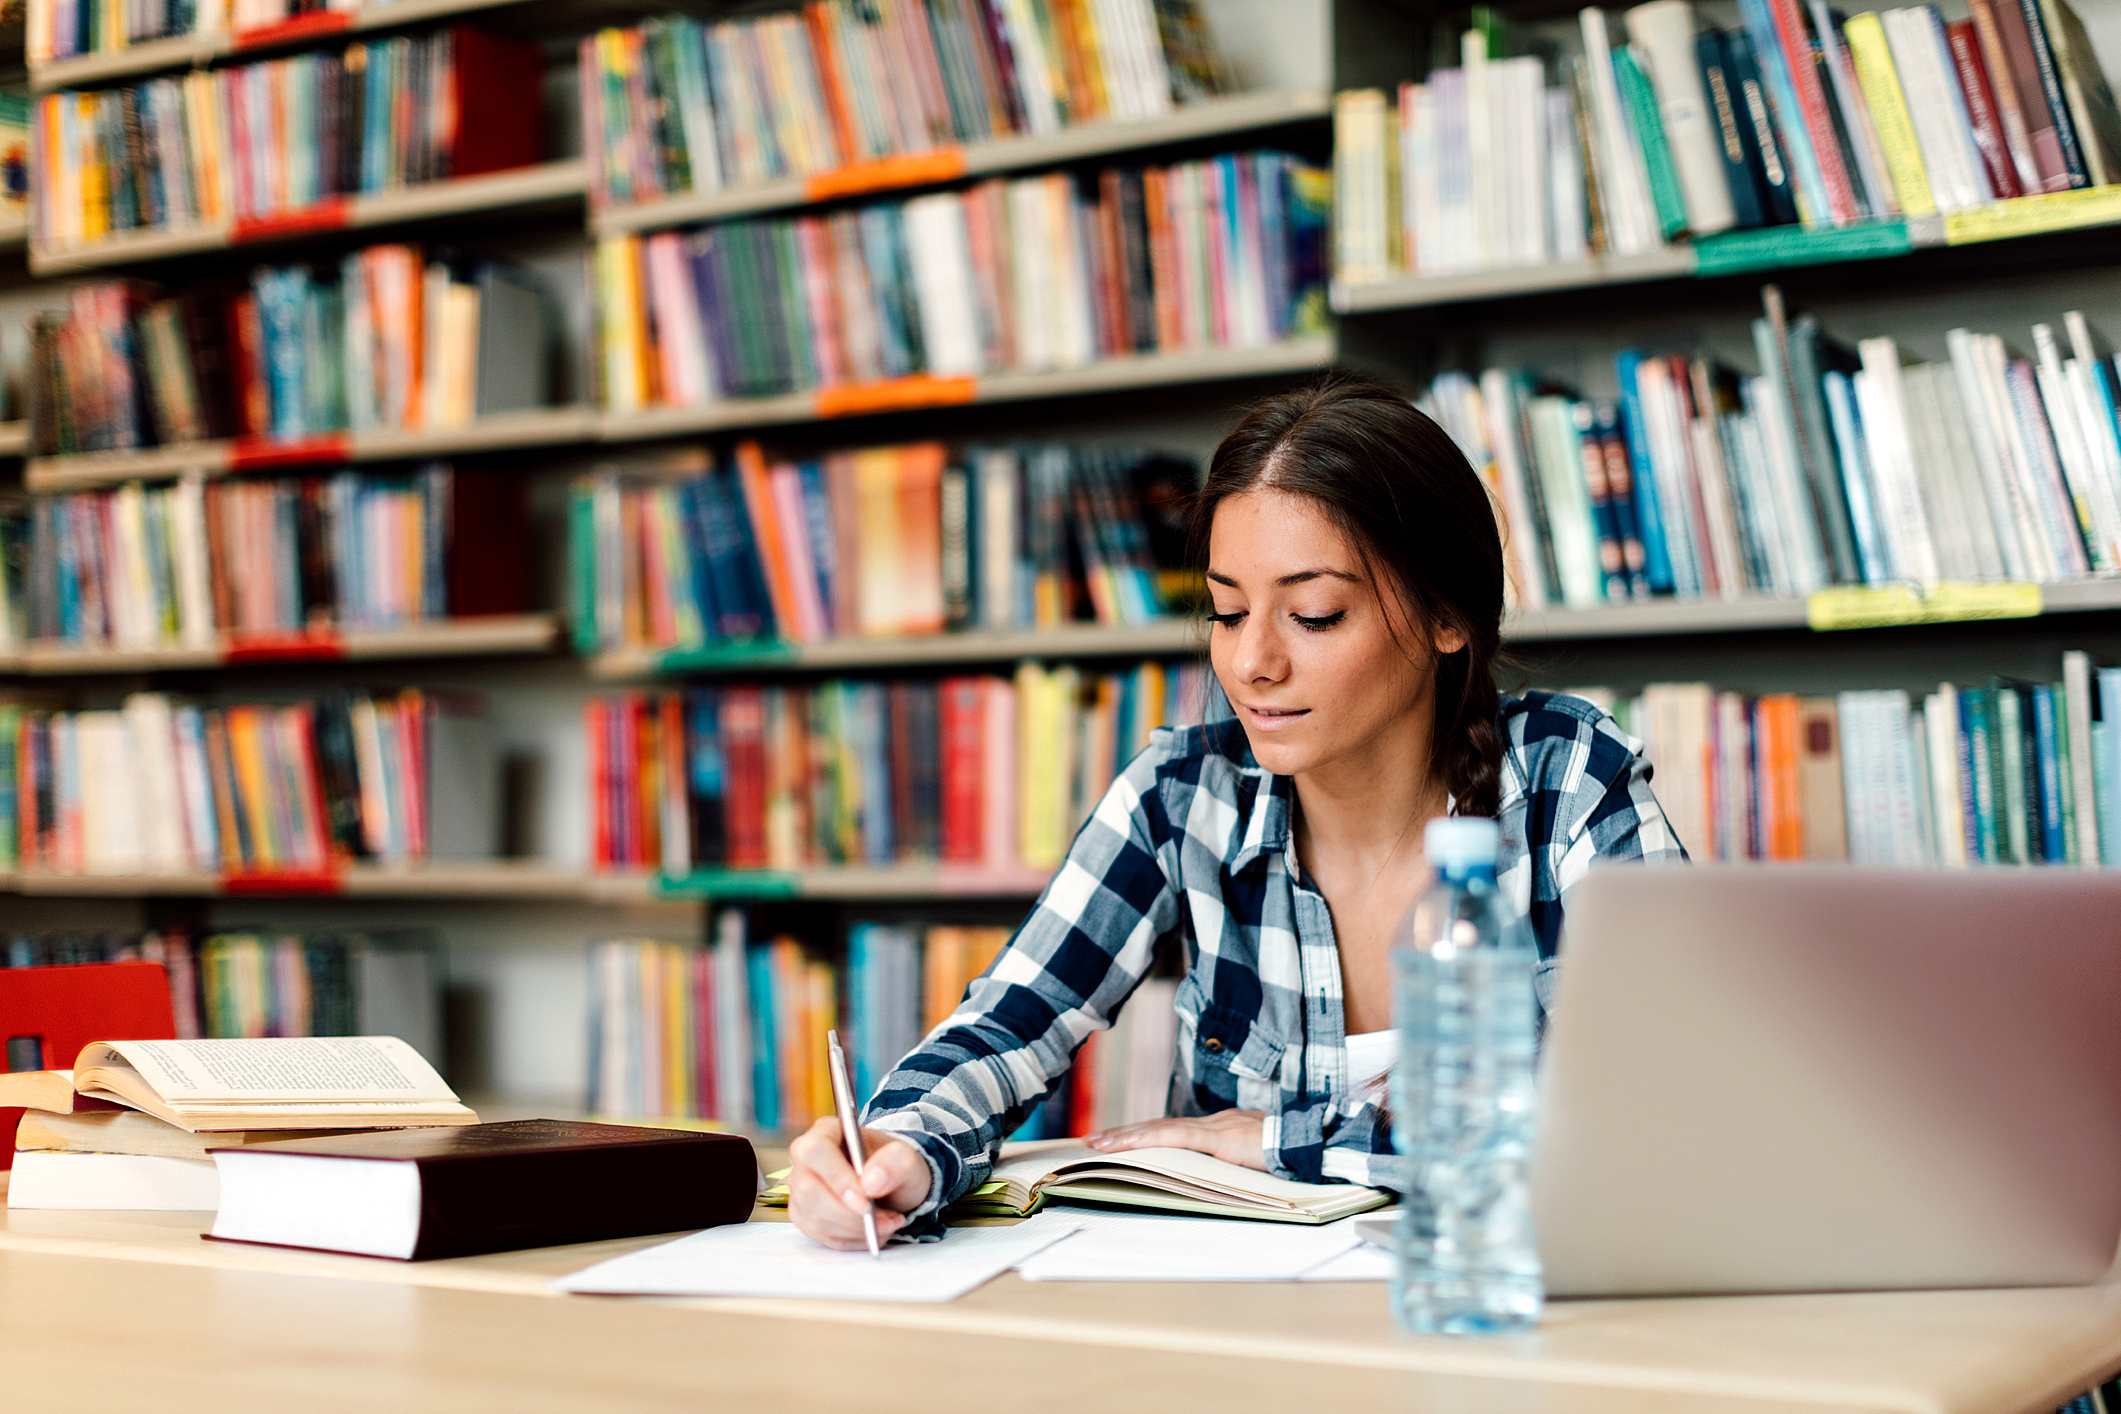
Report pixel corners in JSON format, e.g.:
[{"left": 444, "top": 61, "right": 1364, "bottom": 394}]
[{"left": 1206, "top": 488, "right": 1465, "bottom": 782}]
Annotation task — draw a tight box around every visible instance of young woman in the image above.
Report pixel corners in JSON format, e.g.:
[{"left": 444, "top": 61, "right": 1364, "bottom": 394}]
[{"left": 788, "top": 374, "right": 1688, "bottom": 1248}]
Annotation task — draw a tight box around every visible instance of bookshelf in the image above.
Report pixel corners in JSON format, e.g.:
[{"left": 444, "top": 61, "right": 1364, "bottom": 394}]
[{"left": 5, "top": 612, "right": 562, "bottom": 675}]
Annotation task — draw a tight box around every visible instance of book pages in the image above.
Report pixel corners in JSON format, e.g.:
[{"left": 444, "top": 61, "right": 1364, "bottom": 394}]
[{"left": 89, "top": 1037, "right": 458, "bottom": 1103}]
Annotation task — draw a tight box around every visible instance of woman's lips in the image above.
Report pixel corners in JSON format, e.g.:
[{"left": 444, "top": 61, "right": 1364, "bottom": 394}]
[{"left": 1242, "top": 704, "right": 1310, "bottom": 732}]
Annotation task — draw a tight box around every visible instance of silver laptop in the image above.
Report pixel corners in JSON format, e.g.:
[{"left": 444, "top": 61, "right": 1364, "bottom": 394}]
[{"left": 1534, "top": 864, "right": 2121, "bottom": 1297}]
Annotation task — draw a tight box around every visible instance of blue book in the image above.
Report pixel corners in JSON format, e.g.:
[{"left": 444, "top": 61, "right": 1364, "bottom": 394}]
[
  {"left": 1821, "top": 371, "right": 1889, "bottom": 583},
  {"left": 694, "top": 466, "right": 771, "bottom": 640},
  {"left": 1733, "top": 0, "right": 1831, "bottom": 226},
  {"left": 2032, "top": 684, "right": 2067, "bottom": 863},
  {"left": 746, "top": 941, "right": 779, "bottom": 1133},
  {"left": 1697, "top": 28, "right": 1768, "bottom": 229},
  {"left": 795, "top": 460, "right": 838, "bottom": 634},
  {"left": 686, "top": 689, "right": 725, "bottom": 866},
  {"left": 858, "top": 682, "right": 894, "bottom": 865},
  {"left": 2098, "top": 670, "right": 2121, "bottom": 867},
  {"left": 1961, "top": 688, "right": 2001, "bottom": 862},
  {"left": 1613, "top": 351, "right": 1676, "bottom": 593},
  {"left": 254, "top": 268, "right": 307, "bottom": 439}
]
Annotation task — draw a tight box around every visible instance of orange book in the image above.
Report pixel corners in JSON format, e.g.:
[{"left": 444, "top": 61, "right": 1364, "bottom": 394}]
[
  {"left": 1754, "top": 694, "right": 1805, "bottom": 861},
  {"left": 1048, "top": 0, "right": 1101, "bottom": 121},
  {"left": 852, "top": 447, "right": 905, "bottom": 636},
  {"left": 895, "top": 444, "right": 947, "bottom": 636},
  {"left": 803, "top": 3, "right": 863, "bottom": 169},
  {"left": 1142, "top": 166, "right": 1181, "bottom": 350},
  {"left": 398, "top": 689, "right": 430, "bottom": 861},
  {"left": 773, "top": 937, "right": 808, "bottom": 1128},
  {"left": 1094, "top": 170, "right": 1132, "bottom": 356},
  {"left": 923, "top": 925, "right": 965, "bottom": 1031},
  {"left": 734, "top": 439, "right": 804, "bottom": 639},
  {"left": 281, "top": 703, "right": 335, "bottom": 870},
  {"left": 633, "top": 693, "right": 662, "bottom": 869},
  {"left": 224, "top": 707, "right": 279, "bottom": 869},
  {"left": 804, "top": 956, "right": 836, "bottom": 1125},
  {"left": 201, "top": 710, "right": 244, "bottom": 870}
]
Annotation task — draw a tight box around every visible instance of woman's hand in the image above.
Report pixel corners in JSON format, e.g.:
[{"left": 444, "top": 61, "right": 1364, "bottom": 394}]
[
  {"left": 786, "top": 1117, "right": 933, "bottom": 1250},
  {"left": 1083, "top": 1110, "right": 1269, "bottom": 1170}
]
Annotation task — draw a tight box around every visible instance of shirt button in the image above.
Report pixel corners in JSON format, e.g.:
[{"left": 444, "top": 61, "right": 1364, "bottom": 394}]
[{"left": 1203, "top": 1038, "right": 1225, "bottom": 1053}]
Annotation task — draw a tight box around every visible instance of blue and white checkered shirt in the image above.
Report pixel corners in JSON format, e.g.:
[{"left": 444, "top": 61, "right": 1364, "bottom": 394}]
[{"left": 865, "top": 690, "right": 1689, "bottom": 1217}]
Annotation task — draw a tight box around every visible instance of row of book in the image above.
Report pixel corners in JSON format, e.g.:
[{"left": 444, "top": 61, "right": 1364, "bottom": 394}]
[
  {"left": 597, "top": 149, "right": 1330, "bottom": 410},
  {"left": 0, "top": 466, "right": 530, "bottom": 649},
  {"left": 32, "top": 27, "right": 542, "bottom": 247},
  {"left": 33, "top": 0, "right": 373, "bottom": 63},
  {"left": 1424, "top": 288, "right": 2121, "bottom": 607},
  {"left": 570, "top": 439, "right": 1193, "bottom": 655},
  {"left": 0, "top": 925, "right": 446, "bottom": 1064},
  {"left": 0, "top": 688, "right": 494, "bottom": 873},
  {"left": 1334, "top": 0, "right": 2121, "bottom": 282},
  {"left": 1587, "top": 650, "right": 2121, "bottom": 866},
  {"left": 587, "top": 915, "right": 1178, "bottom": 1134},
  {"left": 585, "top": 659, "right": 1211, "bottom": 875},
  {"left": 32, "top": 249, "right": 550, "bottom": 454},
  {"left": 583, "top": 0, "right": 1234, "bottom": 208}
]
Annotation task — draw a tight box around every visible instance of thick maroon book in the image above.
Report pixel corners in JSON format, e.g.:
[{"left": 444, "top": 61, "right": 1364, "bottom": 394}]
[{"left": 205, "top": 1119, "right": 757, "bottom": 1261}]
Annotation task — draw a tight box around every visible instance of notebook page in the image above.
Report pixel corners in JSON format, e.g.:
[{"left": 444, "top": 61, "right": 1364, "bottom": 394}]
[
  {"left": 92, "top": 1038, "right": 458, "bottom": 1102},
  {"left": 1015, "top": 1211, "right": 1366, "bottom": 1282},
  {"left": 992, "top": 1142, "right": 1385, "bottom": 1209},
  {"left": 553, "top": 1214, "right": 1081, "bottom": 1302}
]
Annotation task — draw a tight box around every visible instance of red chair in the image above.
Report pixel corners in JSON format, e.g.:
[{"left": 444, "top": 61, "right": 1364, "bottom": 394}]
[{"left": 1, "top": 962, "right": 178, "bottom": 1172}]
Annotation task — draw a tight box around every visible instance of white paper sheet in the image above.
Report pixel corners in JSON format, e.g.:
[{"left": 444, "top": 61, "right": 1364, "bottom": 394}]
[
  {"left": 553, "top": 1214, "right": 1080, "bottom": 1302},
  {"left": 1296, "top": 1242, "right": 1395, "bottom": 1281},
  {"left": 1014, "top": 1210, "right": 1367, "bottom": 1282}
]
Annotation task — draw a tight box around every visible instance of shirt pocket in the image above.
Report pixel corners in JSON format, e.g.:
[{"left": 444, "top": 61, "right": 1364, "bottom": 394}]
[{"left": 1175, "top": 974, "right": 1287, "bottom": 1112}]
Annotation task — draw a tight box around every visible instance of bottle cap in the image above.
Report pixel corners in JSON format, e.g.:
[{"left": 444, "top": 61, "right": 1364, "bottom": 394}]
[{"left": 1425, "top": 816, "right": 1500, "bottom": 872}]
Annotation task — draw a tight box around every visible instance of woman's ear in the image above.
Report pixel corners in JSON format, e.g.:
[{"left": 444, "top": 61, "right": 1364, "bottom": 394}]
[{"left": 1433, "top": 623, "right": 1469, "bottom": 655}]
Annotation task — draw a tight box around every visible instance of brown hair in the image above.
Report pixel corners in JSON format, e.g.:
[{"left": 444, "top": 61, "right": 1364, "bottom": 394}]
[{"left": 1191, "top": 372, "right": 1506, "bottom": 817}]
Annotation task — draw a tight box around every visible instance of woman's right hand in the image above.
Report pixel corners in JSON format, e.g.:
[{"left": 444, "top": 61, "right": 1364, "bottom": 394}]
[{"left": 786, "top": 1117, "right": 933, "bottom": 1250}]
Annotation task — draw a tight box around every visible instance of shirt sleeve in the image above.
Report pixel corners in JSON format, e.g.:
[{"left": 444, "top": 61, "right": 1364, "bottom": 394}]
[{"left": 861, "top": 742, "right": 1182, "bottom": 1221}]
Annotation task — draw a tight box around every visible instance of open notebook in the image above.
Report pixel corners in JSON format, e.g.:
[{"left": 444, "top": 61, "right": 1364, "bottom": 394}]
[{"left": 764, "top": 1138, "right": 1388, "bottom": 1225}]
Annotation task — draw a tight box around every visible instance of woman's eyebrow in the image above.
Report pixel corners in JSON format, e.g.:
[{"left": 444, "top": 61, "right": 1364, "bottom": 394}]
[{"left": 1205, "top": 567, "right": 1362, "bottom": 588}]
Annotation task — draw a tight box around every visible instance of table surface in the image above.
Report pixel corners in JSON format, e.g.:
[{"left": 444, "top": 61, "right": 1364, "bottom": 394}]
[{"left": 4, "top": 1173, "right": 2121, "bottom": 1414}]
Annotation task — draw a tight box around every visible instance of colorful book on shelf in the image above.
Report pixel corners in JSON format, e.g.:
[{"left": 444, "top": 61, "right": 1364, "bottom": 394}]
[{"left": 596, "top": 148, "right": 1329, "bottom": 414}]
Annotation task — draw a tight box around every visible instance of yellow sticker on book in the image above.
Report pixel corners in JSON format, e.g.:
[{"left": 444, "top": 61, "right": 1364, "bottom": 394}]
[
  {"left": 1943, "top": 188, "right": 2121, "bottom": 245},
  {"left": 1806, "top": 581, "right": 2043, "bottom": 631}
]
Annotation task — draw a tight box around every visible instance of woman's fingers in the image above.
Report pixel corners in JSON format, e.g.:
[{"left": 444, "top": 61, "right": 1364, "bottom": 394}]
[
  {"left": 1084, "top": 1111, "right": 1270, "bottom": 1169},
  {"left": 857, "top": 1130, "right": 933, "bottom": 1210},
  {"left": 789, "top": 1119, "right": 928, "bottom": 1249}
]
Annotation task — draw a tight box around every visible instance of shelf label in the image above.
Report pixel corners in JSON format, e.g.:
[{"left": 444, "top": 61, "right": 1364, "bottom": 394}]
[
  {"left": 1806, "top": 581, "right": 2043, "bottom": 631},
  {"left": 224, "top": 631, "right": 345, "bottom": 664},
  {"left": 814, "top": 375, "right": 977, "bottom": 419},
  {"left": 233, "top": 10, "right": 350, "bottom": 48},
  {"left": 229, "top": 432, "right": 352, "bottom": 470},
  {"left": 232, "top": 197, "right": 349, "bottom": 244},
  {"left": 653, "top": 639, "right": 802, "bottom": 673},
  {"left": 803, "top": 149, "right": 967, "bottom": 203},
  {"left": 222, "top": 869, "right": 344, "bottom": 896},
  {"left": 1692, "top": 220, "right": 1911, "bottom": 278},
  {"left": 654, "top": 869, "right": 802, "bottom": 899},
  {"left": 1942, "top": 187, "right": 2121, "bottom": 245}
]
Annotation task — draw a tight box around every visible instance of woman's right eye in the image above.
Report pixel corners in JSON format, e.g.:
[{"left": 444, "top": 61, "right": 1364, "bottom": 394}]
[{"left": 1205, "top": 610, "right": 1247, "bottom": 628}]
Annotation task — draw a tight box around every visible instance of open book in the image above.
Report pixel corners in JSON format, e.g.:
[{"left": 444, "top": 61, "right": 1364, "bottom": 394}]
[
  {"left": 763, "top": 1138, "right": 1390, "bottom": 1225},
  {"left": 954, "top": 1141, "right": 1391, "bottom": 1225},
  {"left": 0, "top": 1037, "right": 476, "bottom": 1133}
]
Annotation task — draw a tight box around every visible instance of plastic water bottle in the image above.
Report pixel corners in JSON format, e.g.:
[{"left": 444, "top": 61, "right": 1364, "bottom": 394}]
[{"left": 1389, "top": 816, "right": 1542, "bottom": 1335}]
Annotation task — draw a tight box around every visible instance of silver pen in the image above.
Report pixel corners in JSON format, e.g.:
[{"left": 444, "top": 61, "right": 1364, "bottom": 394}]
[{"left": 825, "top": 1028, "right": 881, "bottom": 1258}]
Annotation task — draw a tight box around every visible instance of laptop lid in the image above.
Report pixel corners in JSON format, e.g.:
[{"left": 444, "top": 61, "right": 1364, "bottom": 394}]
[{"left": 1533, "top": 865, "right": 2121, "bottom": 1297}]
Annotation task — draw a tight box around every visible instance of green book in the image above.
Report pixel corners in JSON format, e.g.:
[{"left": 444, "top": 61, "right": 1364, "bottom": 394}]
[
  {"left": 2052, "top": 680, "right": 2080, "bottom": 863},
  {"left": 567, "top": 479, "right": 601, "bottom": 657},
  {"left": 1612, "top": 45, "right": 1690, "bottom": 241},
  {"left": 1961, "top": 687, "right": 1999, "bottom": 863}
]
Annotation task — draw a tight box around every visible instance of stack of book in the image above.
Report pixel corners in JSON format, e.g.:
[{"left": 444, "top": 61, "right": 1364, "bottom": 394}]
[
  {"left": 0, "top": 687, "right": 495, "bottom": 874},
  {"left": 0, "top": 925, "right": 443, "bottom": 1050},
  {"left": 1426, "top": 287, "right": 2121, "bottom": 608},
  {"left": 30, "top": 0, "right": 380, "bottom": 64},
  {"left": 585, "top": 660, "right": 1209, "bottom": 877},
  {"left": 30, "top": 250, "right": 552, "bottom": 455},
  {"left": 582, "top": 0, "right": 1236, "bottom": 207},
  {"left": 571, "top": 438, "right": 1195, "bottom": 654},
  {"left": 1581, "top": 650, "right": 2121, "bottom": 865},
  {"left": 596, "top": 148, "right": 1331, "bottom": 411},
  {"left": 31, "top": 26, "right": 543, "bottom": 248},
  {"left": 0, "top": 465, "right": 530, "bottom": 650},
  {"left": 587, "top": 914, "right": 1177, "bottom": 1136},
  {"left": 1333, "top": 0, "right": 2121, "bottom": 281}
]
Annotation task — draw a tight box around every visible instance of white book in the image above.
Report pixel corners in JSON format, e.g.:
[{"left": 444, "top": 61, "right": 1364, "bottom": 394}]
[
  {"left": 1548, "top": 85, "right": 1589, "bottom": 262},
  {"left": 2064, "top": 651, "right": 2102, "bottom": 865},
  {"left": 1918, "top": 5, "right": 1994, "bottom": 204},
  {"left": 1580, "top": 7, "right": 1658, "bottom": 254},
  {"left": 997, "top": 0, "right": 1063, "bottom": 135},
  {"left": 1726, "top": 407, "right": 1788, "bottom": 593},
  {"left": 710, "top": 909, "right": 751, "bottom": 1128},
  {"left": 1898, "top": 366, "right": 1978, "bottom": 581},
  {"left": 1464, "top": 30, "right": 1499, "bottom": 267},
  {"left": 1811, "top": 0, "right": 1896, "bottom": 216},
  {"left": 1855, "top": 336, "right": 1941, "bottom": 583},
  {"left": 1896, "top": 699, "right": 1934, "bottom": 865},
  {"left": 1625, "top": 0, "right": 1737, "bottom": 235},
  {"left": 1945, "top": 327, "right": 2039, "bottom": 580},
  {"left": 2041, "top": 323, "right": 2121, "bottom": 573},
  {"left": 1923, "top": 366, "right": 2010, "bottom": 579},
  {"left": 902, "top": 193, "right": 982, "bottom": 376},
  {"left": 1333, "top": 90, "right": 1386, "bottom": 282},
  {"left": 1641, "top": 360, "right": 1708, "bottom": 596},
  {"left": 1049, "top": 177, "right": 1097, "bottom": 369},
  {"left": 1433, "top": 68, "right": 1476, "bottom": 271},
  {"left": 1924, "top": 687, "right": 1969, "bottom": 865},
  {"left": 1406, "top": 83, "right": 1440, "bottom": 273},
  {"left": 1886, "top": 8, "right": 1980, "bottom": 212},
  {"left": 4, "top": 1151, "right": 219, "bottom": 1210},
  {"left": 1980, "top": 332, "right": 2087, "bottom": 578},
  {"left": 978, "top": 449, "right": 1020, "bottom": 630},
  {"left": 170, "top": 705, "right": 218, "bottom": 871},
  {"left": 1512, "top": 58, "right": 1551, "bottom": 265},
  {"left": 1528, "top": 396, "right": 1604, "bottom": 607},
  {"left": 1008, "top": 179, "right": 1056, "bottom": 370},
  {"left": 982, "top": 676, "right": 1018, "bottom": 868},
  {"left": 1685, "top": 375, "right": 1750, "bottom": 602},
  {"left": 123, "top": 693, "right": 188, "bottom": 873}
]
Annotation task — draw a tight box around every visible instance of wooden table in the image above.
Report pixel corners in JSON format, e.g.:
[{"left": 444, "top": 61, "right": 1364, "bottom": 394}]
[{"left": 4, "top": 1184, "right": 2120, "bottom": 1413}]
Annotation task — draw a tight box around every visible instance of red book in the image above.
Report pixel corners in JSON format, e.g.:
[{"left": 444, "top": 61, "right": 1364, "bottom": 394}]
[
  {"left": 614, "top": 696, "right": 638, "bottom": 868},
  {"left": 939, "top": 676, "right": 985, "bottom": 863},
  {"left": 720, "top": 686, "right": 769, "bottom": 869},
  {"left": 585, "top": 699, "right": 610, "bottom": 869},
  {"left": 1769, "top": 0, "right": 1860, "bottom": 223},
  {"left": 0, "top": 963, "right": 176, "bottom": 1172},
  {"left": 226, "top": 292, "right": 270, "bottom": 438},
  {"left": 1948, "top": 20, "right": 2024, "bottom": 199},
  {"left": 442, "top": 27, "right": 544, "bottom": 179}
]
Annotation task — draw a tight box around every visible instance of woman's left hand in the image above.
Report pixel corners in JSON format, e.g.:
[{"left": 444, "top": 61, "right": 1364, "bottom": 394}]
[{"left": 1083, "top": 1110, "right": 1268, "bottom": 1170}]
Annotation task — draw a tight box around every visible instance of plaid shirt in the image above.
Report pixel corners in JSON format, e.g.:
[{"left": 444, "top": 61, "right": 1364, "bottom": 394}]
[{"left": 866, "top": 691, "right": 1689, "bottom": 1219}]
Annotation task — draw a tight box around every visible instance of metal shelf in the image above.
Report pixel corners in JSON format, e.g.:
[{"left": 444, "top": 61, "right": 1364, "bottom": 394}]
[
  {"left": 593, "top": 89, "right": 1332, "bottom": 237},
  {"left": 30, "top": 159, "right": 588, "bottom": 275}
]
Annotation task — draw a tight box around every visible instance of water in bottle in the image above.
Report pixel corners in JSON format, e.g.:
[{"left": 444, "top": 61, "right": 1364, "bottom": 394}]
[{"left": 1390, "top": 816, "right": 1542, "bottom": 1335}]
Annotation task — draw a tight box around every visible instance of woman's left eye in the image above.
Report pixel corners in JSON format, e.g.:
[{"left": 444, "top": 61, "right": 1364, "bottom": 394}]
[{"left": 1292, "top": 611, "right": 1346, "bottom": 631}]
